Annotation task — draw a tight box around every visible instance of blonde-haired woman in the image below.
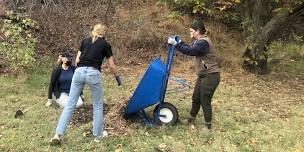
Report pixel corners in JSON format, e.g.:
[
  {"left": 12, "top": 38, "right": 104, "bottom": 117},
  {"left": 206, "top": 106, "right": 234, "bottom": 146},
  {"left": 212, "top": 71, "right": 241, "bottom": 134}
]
[{"left": 50, "top": 24, "right": 121, "bottom": 145}]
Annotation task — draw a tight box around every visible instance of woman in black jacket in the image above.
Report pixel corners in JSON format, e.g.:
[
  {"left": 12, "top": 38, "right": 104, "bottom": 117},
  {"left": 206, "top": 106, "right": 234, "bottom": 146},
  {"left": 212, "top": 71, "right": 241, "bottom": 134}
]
[{"left": 46, "top": 52, "right": 84, "bottom": 108}]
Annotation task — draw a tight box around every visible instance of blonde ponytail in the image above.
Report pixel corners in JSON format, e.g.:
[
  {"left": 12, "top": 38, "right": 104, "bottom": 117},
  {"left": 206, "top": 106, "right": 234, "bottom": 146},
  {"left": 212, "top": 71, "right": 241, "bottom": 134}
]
[{"left": 91, "top": 24, "right": 106, "bottom": 43}]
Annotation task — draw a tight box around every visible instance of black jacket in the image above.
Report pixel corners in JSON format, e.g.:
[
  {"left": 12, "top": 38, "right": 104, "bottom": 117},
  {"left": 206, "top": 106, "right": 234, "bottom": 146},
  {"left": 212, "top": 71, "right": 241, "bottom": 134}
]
[{"left": 48, "top": 65, "right": 76, "bottom": 99}]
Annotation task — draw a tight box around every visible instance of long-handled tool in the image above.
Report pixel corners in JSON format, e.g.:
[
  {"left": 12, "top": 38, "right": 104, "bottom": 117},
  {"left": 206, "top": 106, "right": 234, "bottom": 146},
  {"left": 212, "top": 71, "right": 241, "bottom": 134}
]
[{"left": 15, "top": 101, "right": 44, "bottom": 118}]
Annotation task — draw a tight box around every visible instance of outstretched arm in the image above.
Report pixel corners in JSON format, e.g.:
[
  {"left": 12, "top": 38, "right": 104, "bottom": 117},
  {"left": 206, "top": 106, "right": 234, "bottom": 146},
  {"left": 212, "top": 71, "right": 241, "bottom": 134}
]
[{"left": 175, "top": 40, "right": 209, "bottom": 56}]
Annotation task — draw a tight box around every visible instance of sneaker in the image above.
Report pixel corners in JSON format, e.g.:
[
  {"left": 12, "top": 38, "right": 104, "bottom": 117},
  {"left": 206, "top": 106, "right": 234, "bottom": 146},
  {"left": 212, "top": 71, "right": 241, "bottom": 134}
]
[
  {"left": 93, "top": 130, "right": 108, "bottom": 143},
  {"left": 45, "top": 100, "right": 52, "bottom": 107},
  {"left": 49, "top": 136, "right": 61, "bottom": 146}
]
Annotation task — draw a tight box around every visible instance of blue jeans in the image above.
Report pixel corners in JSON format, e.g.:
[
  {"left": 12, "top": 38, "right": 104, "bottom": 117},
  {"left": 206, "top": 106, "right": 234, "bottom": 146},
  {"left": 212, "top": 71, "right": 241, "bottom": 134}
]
[{"left": 55, "top": 67, "right": 104, "bottom": 137}]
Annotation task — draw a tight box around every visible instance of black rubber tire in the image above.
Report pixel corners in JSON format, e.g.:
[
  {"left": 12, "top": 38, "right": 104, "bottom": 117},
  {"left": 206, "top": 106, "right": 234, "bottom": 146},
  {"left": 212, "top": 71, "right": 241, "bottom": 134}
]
[{"left": 153, "top": 102, "right": 179, "bottom": 125}]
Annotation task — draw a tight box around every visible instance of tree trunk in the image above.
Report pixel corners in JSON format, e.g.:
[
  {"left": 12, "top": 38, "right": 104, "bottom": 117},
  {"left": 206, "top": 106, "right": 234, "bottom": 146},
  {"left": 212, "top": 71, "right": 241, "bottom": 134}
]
[{"left": 243, "top": 4, "right": 304, "bottom": 74}]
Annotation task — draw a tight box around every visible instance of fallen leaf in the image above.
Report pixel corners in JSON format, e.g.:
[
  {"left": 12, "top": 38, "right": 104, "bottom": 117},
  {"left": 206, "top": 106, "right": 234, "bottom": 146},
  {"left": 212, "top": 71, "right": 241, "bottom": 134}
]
[
  {"left": 294, "top": 149, "right": 304, "bottom": 152},
  {"left": 207, "top": 138, "right": 213, "bottom": 145},
  {"left": 115, "top": 144, "right": 122, "bottom": 152},
  {"left": 159, "top": 143, "right": 167, "bottom": 150},
  {"left": 115, "top": 149, "right": 122, "bottom": 152},
  {"left": 248, "top": 138, "right": 257, "bottom": 146},
  {"left": 145, "top": 131, "right": 149, "bottom": 136}
]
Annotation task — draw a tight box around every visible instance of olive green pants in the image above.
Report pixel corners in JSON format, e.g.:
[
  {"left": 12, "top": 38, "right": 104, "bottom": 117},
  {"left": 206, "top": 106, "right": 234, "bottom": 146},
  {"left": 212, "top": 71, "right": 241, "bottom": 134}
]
[{"left": 191, "top": 72, "right": 220, "bottom": 123}]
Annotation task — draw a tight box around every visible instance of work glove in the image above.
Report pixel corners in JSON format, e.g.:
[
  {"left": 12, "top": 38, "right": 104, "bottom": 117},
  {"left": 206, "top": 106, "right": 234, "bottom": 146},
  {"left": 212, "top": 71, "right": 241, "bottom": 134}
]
[
  {"left": 115, "top": 75, "right": 122, "bottom": 86},
  {"left": 167, "top": 35, "right": 181, "bottom": 45},
  {"left": 167, "top": 36, "right": 177, "bottom": 45},
  {"left": 45, "top": 99, "right": 52, "bottom": 107}
]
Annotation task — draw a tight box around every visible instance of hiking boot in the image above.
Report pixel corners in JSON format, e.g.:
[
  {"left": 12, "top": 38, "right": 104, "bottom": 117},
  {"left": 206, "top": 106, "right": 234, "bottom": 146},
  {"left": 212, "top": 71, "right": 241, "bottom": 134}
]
[
  {"left": 187, "top": 116, "right": 196, "bottom": 124},
  {"left": 205, "top": 122, "right": 212, "bottom": 130}
]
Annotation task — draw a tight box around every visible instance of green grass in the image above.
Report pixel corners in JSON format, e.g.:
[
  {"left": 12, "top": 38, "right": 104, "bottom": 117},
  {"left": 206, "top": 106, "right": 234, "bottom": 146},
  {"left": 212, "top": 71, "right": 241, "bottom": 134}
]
[
  {"left": 269, "top": 60, "right": 304, "bottom": 76},
  {"left": 268, "top": 41, "right": 304, "bottom": 75},
  {"left": 0, "top": 64, "right": 304, "bottom": 152}
]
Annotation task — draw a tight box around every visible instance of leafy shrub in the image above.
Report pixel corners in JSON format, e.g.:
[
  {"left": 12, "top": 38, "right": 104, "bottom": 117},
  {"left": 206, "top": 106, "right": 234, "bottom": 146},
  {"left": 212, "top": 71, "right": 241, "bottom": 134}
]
[
  {"left": 162, "top": 0, "right": 243, "bottom": 28},
  {"left": 0, "top": 11, "right": 38, "bottom": 73}
]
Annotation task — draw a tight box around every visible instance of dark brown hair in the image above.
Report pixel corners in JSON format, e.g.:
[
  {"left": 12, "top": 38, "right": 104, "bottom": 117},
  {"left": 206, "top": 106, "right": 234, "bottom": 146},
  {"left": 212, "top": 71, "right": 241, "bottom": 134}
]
[{"left": 191, "top": 21, "right": 206, "bottom": 34}]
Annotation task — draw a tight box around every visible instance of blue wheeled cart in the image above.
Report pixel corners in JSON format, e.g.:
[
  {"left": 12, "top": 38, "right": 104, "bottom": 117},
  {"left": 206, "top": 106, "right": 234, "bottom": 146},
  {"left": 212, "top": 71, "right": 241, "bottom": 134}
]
[{"left": 124, "top": 41, "right": 180, "bottom": 125}]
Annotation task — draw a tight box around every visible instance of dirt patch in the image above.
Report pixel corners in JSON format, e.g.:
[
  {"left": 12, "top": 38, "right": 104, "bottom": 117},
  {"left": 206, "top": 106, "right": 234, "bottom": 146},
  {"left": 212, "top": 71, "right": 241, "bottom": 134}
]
[
  {"left": 103, "top": 97, "right": 133, "bottom": 136},
  {"left": 70, "top": 96, "right": 133, "bottom": 136},
  {"left": 70, "top": 105, "right": 93, "bottom": 126}
]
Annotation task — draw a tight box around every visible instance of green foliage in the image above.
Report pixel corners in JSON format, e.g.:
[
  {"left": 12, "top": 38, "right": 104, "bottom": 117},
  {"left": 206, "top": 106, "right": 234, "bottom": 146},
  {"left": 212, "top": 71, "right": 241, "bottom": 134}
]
[
  {"left": 163, "top": 0, "right": 243, "bottom": 28},
  {"left": 163, "top": 0, "right": 304, "bottom": 29},
  {"left": 0, "top": 11, "right": 38, "bottom": 73},
  {"left": 166, "top": 11, "right": 183, "bottom": 21}
]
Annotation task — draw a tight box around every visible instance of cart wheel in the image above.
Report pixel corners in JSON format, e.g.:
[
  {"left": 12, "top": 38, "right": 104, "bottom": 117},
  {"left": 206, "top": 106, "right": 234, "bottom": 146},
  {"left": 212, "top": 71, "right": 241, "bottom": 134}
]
[{"left": 154, "top": 102, "right": 178, "bottom": 125}]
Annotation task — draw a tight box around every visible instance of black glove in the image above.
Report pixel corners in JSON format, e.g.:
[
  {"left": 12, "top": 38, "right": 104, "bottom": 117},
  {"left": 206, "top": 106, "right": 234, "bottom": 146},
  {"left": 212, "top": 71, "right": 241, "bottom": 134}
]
[{"left": 115, "top": 75, "right": 122, "bottom": 86}]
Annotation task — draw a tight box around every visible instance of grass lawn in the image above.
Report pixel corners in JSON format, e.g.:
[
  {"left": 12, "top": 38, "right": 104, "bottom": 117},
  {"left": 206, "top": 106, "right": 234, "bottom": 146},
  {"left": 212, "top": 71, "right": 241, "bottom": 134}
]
[{"left": 0, "top": 62, "right": 303, "bottom": 152}]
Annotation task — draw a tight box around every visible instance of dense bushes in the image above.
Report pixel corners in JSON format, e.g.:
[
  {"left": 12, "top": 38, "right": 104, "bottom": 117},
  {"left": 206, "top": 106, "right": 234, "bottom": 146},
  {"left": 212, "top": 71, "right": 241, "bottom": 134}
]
[
  {"left": 0, "top": 11, "right": 38, "bottom": 73},
  {"left": 162, "top": 0, "right": 243, "bottom": 29}
]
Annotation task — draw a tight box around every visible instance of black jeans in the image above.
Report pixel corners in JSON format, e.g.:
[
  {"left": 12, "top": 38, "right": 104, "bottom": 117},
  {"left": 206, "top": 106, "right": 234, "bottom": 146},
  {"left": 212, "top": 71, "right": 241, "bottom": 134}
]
[{"left": 191, "top": 72, "right": 220, "bottom": 123}]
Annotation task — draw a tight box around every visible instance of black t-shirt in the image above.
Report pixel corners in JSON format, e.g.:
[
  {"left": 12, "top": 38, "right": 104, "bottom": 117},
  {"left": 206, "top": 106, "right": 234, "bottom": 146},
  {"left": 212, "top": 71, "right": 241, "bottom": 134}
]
[{"left": 78, "top": 37, "right": 113, "bottom": 71}]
